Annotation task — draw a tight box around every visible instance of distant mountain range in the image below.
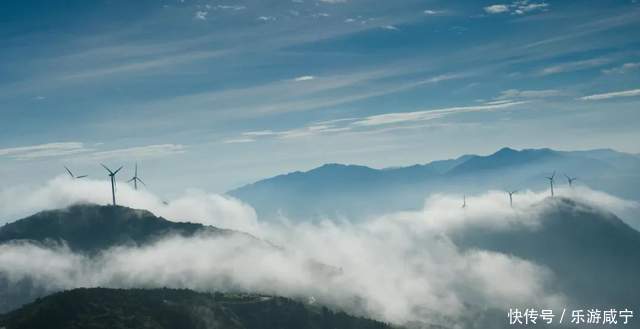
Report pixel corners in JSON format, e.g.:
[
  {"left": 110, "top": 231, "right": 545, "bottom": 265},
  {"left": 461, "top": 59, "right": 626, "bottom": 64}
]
[
  {"left": 229, "top": 147, "right": 640, "bottom": 220},
  {"left": 0, "top": 288, "right": 393, "bottom": 329}
]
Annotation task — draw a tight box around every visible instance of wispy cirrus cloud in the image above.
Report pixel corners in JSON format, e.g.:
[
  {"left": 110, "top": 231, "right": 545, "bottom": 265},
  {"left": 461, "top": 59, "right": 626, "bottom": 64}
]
[
  {"left": 602, "top": 62, "right": 640, "bottom": 75},
  {"left": 484, "top": 2, "right": 549, "bottom": 15},
  {"left": 0, "top": 142, "right": 187, "bottom": 161},
  {"left": 90, "top": 144, "right": 187, "bottom": 160},
  {"left": 423, "top": 9, "right": 447, "bottom": 16},
  {"left": 579, "top": 88, "right": 640, "bottom": 101},
  {"left": 538, "top": 57, "right": 610, "bottom": 76},
  {"left": 0, "top": 142, "right": 90, "bottom": 160},
  {"left": 229, "top": 100, "right": 527, "bottom": 143},
  {"left": 293, "top": 75, "right": 315, "bottom": 81},
  {"left": 495, "top": 89, "right": 563, "bottom": 100},
  {"left": 352, "top": 101, "right": 526, "bottom": 127},
  {"left": 223, "top": 138, "right": 256, "bottom": 144},
  {"left": 484, "top": 4, "right": 509, "bottom": 14}
]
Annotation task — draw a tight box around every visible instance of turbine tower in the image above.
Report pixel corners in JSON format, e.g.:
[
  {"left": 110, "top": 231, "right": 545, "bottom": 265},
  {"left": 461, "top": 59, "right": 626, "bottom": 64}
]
[
  {"left": 101, "top": 164, "right": 123, "bottom": 206},
  {"left": 564, "top": 174, "right": 577, "bottom": 187},
  {"left": 507, "top": 190, "right": 518, "bottom": 207},
  {"left": 462, "top": 195, "right": 467, "bottom": 209},
  {"left": 127, "top": 163, "right": 146, "bottom": 190},
  {"left": 545, "top": 171, "right": 556, "bottom": 197},
  {"left": 64, "top": 166, "right": 87, "bottom": 179}
]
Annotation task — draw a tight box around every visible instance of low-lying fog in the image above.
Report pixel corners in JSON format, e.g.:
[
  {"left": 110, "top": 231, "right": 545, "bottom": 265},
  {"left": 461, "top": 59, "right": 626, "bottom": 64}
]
[{"left": 1, "top": 177, "right": 638, "bottom": 327}]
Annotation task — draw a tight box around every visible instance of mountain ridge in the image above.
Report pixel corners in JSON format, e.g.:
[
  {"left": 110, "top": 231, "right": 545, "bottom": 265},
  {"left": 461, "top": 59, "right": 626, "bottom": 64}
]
[
  {"left": 228, "top": 147, "right": 640, "bottom": 220},
  {"left": 0, "top": 287, "right": 395, "bottom": 329},
  {"left": 0, "top": 203, "right": 237, "bottom": 254}
]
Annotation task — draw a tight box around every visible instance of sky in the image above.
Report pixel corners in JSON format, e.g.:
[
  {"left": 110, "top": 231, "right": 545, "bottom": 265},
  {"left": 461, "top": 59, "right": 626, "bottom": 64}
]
[{"left": 1, "top": 0, "right": 640, "bottom": 195}]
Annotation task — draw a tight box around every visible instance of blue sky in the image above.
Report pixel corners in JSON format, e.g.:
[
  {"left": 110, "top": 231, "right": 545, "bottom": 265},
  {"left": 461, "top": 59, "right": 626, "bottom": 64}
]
[{"left": 1, "top": 0, "right": 640, "bottom": 194}]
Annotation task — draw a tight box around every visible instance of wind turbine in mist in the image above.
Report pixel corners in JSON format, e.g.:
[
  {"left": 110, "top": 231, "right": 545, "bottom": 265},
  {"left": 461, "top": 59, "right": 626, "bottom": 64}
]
[
  {"left": 507, "top": 190, "right": 518, "bottom": 207},
  {"left": 545, "top": 171, "right": 556, "bottom": 197},
  {"left": 462, "top": 195, "right": 467, "bottom": 209},
  {"left": 127, "top": 163, "right": 146, "bottom": 190},
  {"left": 101, "top": 164, "right": 123, "bottom": 206},
  {"left": 64, "top": 166, "right": 87, "bottom": 179},
  {"left": 564, "top": 174, "right": 577, "bottom": 187}
]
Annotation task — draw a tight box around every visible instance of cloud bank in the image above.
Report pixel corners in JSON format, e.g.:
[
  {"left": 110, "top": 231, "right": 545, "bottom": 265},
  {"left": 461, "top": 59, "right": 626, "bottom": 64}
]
[{"left": 1, "top": 178, "right": 638, "bottom": 326}]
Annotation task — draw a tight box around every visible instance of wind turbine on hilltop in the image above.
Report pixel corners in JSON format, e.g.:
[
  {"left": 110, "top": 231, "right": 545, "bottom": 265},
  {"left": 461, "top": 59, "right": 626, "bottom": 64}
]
[
  {"left": 127, "top": 163, "right": 146, "bottom": 190},
  {"left": 101, "top": 164, "right": 123, "bottom": 206},
  {"left": 545, "top": 171, "right": 556, "bottom": 197},
  {"left": 564, "top": 174, "right": 577, "bottom": 187},
  {"left": 507, "top": 190, "right": 518, "bottom": 207},
  {"left": 64, "top": 166, "right": 87, "bottom": 179}
]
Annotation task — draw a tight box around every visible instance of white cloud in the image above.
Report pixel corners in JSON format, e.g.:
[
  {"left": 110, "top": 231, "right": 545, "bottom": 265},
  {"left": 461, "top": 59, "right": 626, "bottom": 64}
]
[
  {"left": 485, "top": 2, "right": 549, "bottom": 15},
  {"left": 0, "top": 176, "right": 258, "bottom": 232},
  {"left": 579, "top": 88, "right": 640, "bottom": 101},
  {"left": 242, "top": 130, "right": 277, "bottom": 137},
  {"left": 352, "top": 101, "right": 526, "bottom": 127},
  {"left": 194, "top": 10, "right": 208, "bottom": 20},
  {"left": 223, "top": 138, "right": 255, "bottom": 144},
  {"left": 90, "top": 144, "right": 186, "bottom": 160},
  {"left": 257, "top": 16, "right": 276, "bottom": 22},
  {"left": 319, "top": 0, "right": 347, "bottom": 3},
  {"left": 539, "top": 58, "right": 609, "bottom": 76},
  {"left": 216, "top": 5, "right": 246, "bottom": 10},
  {"left": 1, "top": 180, "right": 592, "bottom": 326},
  {"left": 484, "top": 4, "right": 509, "bottom": 14},
  {"left": 496, "top": 89, "right": 562, "bottom": 100},
  {"left": 602, "top": 62, "right": 640, "bottom": 75},
  {"left": 423, "top": 9, "right": 445, "bottom": 15},
  {"left": 293, "top": 75, "right": 315, "bottom": 81},
  {"left": 381, "top": 25, "right": 399, "bottom": 31},
  {"left": 0, "top": 142, "right": 89, "bottom": 160}
]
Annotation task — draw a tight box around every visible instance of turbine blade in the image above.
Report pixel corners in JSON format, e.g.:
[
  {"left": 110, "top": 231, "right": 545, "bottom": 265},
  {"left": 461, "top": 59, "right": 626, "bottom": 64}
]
[
  {"left": 113, "top": 166, "right": 123, "bottom": 175},
  {"left": 64, "top": 166, "right": 74, "bottom": 178},
  {"left": 138, "top": 178, "right": 146, "bottom": 186},
  {"left": 77, "top": 175, "right": 88, "bottom": 179},
  {"left": 101, "top": 163, "right": 113, "bottom": 174},
  {"left": 127, "top": 178, "right": 135, "bottom": 183}
]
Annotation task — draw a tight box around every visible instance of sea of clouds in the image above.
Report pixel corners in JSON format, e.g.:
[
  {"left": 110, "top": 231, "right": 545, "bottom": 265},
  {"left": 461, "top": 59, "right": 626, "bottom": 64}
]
[{"left": 0, "top": 176, "right": 638, "bottom": 327}]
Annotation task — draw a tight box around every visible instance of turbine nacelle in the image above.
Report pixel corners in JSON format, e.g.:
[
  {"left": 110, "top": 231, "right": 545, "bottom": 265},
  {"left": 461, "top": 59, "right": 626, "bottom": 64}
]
[
  {"left": 127, "top": 163, "right": 146, "bottom": 190},
  {"left": 101, "top": 164, "right": 123, "bottom": 206},
  {"left": 564, "top": 173, "right": 578, "bottom": 187}
]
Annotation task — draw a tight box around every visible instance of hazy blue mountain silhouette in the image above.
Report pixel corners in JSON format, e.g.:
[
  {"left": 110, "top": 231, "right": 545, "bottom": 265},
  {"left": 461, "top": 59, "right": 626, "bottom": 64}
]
[
  {"left": 229, "top": 147, "right": 640, "bottom": 221},
  {"left": 0, "top": 288, "right": 393, "bottom": 329},
  {"left": 446, "top": 147, "right": 561, "bottom": 174}
]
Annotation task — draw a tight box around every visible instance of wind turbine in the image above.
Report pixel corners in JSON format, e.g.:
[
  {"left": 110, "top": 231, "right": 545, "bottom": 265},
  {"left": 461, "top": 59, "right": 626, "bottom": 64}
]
[
  {"left": 64, "top": 166, "right": 87, "bottom": 179},
  {"left": 564, "top": 174, "right": 577, "bottom": 187},
  {"left": 545, "top": 171, "right": 556, "bottom": 197},
  {"left": 507, "top": 190, "right": 518, "bottom": 207},
  {"left": 462, "top": 195, "right": 467, "bottom": 209},
  {"left": 127, "top": 163, "right": 146, "bottom": 190},
  {"left": 101, "top": 164, "right": 123, "bottom": 206}
]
